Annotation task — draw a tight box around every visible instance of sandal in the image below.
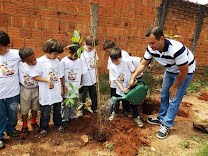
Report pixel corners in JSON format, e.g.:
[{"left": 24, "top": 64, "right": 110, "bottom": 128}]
[
  {"left": 57, "top": 126, "right": 65, "bottom": 133},
  {"left": 31, "top": 123, "right": 39, "bottom": 134},
  {"left": 39, "top": 130, "right": 47, "bottom": 138},
  {"left": 20, "top": 127, "right": 29, "bottom": 139}
]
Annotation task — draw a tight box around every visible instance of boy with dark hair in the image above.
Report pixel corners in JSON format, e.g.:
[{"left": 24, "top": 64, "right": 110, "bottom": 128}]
[
  {"left": 0, "top": 31, "right": 20, "bottom": 149},
  {"left": 79, "top": 35, "right": 99, "bottom": 115},
  {"left": 19, "top": 47, "right": 40, "bottom": 139},
  {"left": 103, "top": 40, "right": 131, "bottom": 116},
  {"left": 108, "top": 47, "right": 144, "bottom": 127},
  {"left": 61, "top": 43, "right": 87, "bottom": 125}
]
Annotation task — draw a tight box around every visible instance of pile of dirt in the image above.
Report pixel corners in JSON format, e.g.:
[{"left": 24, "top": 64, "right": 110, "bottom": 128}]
[{"left": 198, "top": 91, "right": 208, "bottom": 101}]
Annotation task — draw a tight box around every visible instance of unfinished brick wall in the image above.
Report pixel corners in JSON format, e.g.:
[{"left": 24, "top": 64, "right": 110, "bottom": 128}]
[
  {"left": 164, "top": 0, "right": 208, "bottom": 72},
  {"left": 0, "top": 0, "right": 207, "bottom": 74}
]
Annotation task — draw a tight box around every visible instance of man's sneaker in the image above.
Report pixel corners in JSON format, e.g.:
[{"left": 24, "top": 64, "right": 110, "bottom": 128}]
[
  {"left": 109, "top": 112, "right": 118, "bottom": 121},
  {"left": 156, "top": 125, "right": 169, "bottom": 139},
  {"left": 0, "top": 140, "right": 5, "bottom": 149},
  {"left": 147, "top": 117, "right": 161, "bottom": 125},
  {"left": 6, "top": 129, "right": 19, "bottom": 137},
  {"left": 133, "top": 116, "right": 144, "bottom": 128},
  {"left": 77, "top": 110, "right": 83, "bottom": 117},
  {"left": 20, "top": 127, "right": 29, "bottom": 139}
]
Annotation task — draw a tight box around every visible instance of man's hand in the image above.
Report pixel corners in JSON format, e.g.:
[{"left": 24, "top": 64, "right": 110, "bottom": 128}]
[
  {"left": 48, "top": 80, "right": 54, "bottom": 89},
  {"left": 169, "top": 86, "right": 177, "bottom": 99},
  {"left": 128, "top": 78, "right": 135, "bottom": 88}
]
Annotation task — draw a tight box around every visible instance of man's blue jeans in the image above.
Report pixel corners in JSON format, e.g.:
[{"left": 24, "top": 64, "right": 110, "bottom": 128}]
[
  {"left": 0, "top": 95, "right": 19, "bottom": 139},
  {"left": 159, "top": 71, "right": 193, "bottom": 128}
]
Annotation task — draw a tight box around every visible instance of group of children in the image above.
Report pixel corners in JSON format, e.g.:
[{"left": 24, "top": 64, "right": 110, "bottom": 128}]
[{"left": 0, "top": 30, "right": 145, "bottom": 149}]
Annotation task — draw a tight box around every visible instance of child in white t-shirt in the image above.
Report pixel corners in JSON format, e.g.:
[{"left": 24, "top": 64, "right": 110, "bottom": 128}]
[
  {"left": 31, "top": 39, "right": 65, "bottom": 137},
  {"left": 80, "top": 35, "right": 99, "bottom": 114},
  {"left": 61, "top": 43, "right": 87, "bottom": 125},
  {"left": 108, "top": 47, "right": 144, "bottom": 128},
  {"left": 103, "top": 40, "right": 131, "bottom": 116},
  {"left": 0, "top": 31, "right": 20, "bottom": 148},
  {"left": 19, "top": 47, "right": 40, "bottom": 139}
]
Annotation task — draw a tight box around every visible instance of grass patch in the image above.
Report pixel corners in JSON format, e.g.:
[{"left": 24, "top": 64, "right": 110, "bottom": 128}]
[
  {"left": 187, "top": 78, "right": 208, "bottom": 94},
  {"left": 195, "top": 144, "right": 208, "bottom": 156}
]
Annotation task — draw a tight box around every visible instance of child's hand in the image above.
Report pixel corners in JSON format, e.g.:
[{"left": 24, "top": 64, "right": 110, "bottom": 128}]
[
  {"left": 48, "top": 80, "right": 54, "bottom": 89},
  {"left": 123, "top": 88, "right": 129, "bottom": 94}
]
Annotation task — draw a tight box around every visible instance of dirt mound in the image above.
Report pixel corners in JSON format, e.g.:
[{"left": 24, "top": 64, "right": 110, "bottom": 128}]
[{"left": 198, "top": 91, "right": 208, "bottom": 101}]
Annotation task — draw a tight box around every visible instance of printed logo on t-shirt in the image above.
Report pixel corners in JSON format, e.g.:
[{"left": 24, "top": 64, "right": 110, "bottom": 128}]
[
  {"left": 23, "top": 73, "right": 36, "bottom": 87},
  {"left": 0, "top": 62, "right": 15, "bottom": 77},
  {"left": 118, "top": 73, "right": 125, "bottom": 82},
  {"left": 68, "top": 70, "right": 77, "bottom": 81},
  {"left": 48, "top": 70, "right": 58, "bottom": 82},
  {"left": 88, "top": 58, "right": 95, "bottom": 69}
]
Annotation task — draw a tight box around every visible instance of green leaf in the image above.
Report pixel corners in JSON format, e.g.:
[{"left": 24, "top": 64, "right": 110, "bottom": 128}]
[
  {"left": 77, "top": 48, "right": 83, "bottom": 58},
  {"left": 71, "top": 37, "right": 80, "bottom": 43},
  {"left": 68, "top": 82, "right": 74, "bottom": 89},
  {"left": 77, "top": 103, "right": 84, "bottom": 110},
  {"left": 74, "top": 30, "right": 80, "bottom": 40},
  {"left": 67, "top": 91, "right": 74, "bottom": 97}
]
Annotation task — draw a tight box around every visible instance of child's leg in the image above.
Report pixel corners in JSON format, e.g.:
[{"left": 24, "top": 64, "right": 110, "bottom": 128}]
[
  {"left": 52, "top": 102, "right": 62, "bottom": 128},
  {"left": 0, "top": 99, "right": 7, "bottom": 141},
  {"left": 5, "top": 95, "right": 19, "bottom": 136},
  {"left": 61, "top": 102, "right": 70, "bottom": 122},
  {"left": 110, "top": 88, "right": 116, "bottom": 97},
  {"left": 80, "top": 86, "right": 88, "bottom": 104},
  {"left": 131, "top": 105, "right": 139, "bottom": 118},
  {"left": 31, "top": 87, "right": 39, "bottom": 126},
  {"left": 122, "top": 99, "right": 130, "bottom": 116},
  {"left": 40, "top": 105, "right": 51, "bottom": 131},
  {"left": 89, "top": 84, "right": 97, "bottom": 112}
]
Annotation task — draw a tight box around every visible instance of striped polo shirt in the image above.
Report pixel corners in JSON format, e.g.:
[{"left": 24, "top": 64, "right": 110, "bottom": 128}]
[{"left": 144, "top": 38, "right": 195, "bottom": 74}]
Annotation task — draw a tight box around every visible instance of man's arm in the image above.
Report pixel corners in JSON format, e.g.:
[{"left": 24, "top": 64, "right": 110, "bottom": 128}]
[
  {"left": 128, "top": 59, "right": 151, "bottom": 87},
  {"left": 169, "top": 64, "right": 189, "bottom": 98}
]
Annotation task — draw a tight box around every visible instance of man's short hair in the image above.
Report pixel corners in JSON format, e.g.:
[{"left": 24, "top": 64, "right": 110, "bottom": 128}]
[{"left": 145, "top": 26, "right": 164, "bottom": 40}]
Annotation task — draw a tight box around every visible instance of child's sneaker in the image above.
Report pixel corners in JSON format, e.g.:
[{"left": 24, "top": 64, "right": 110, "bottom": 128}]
[
  {"left": 77, "top": 110, "right": 83, "bottom": 117},
  {"left": 0, "top": 140, "right": 5, "bottom": 149},
  {"left": 20, "top": 127, "right": 29, "bottom": 139},
  {"left": 57, "top": 126, "right": 65, "bottom": 133},
  {"left": 39, "top": 130, "right": 47, "bottom": 138},
  {"left": 6, "top": 129, "right": 19, "bottom": 137},
  {"left": 147, "top": 116, "right": 161, "bottom": 125},
  {"left": 31, "top": 123, "right": 39, "bottom": 134},
  {"left": 109, "top": 112, "right": 118, "bottom": 121},
  {"left": 133, "top": 116, "right": 144, "bottom": 128},
  {"left": 156, "top": 125, "right": 169, "bottom": 139}
]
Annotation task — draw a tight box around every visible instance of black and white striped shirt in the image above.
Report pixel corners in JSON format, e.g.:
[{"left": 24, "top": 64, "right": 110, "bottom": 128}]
[{"left": 144, "top": 39, "right": 195, "bottom": 74}]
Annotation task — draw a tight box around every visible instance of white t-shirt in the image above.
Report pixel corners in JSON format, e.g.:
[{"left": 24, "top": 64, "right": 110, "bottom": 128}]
[
  {"left": 130, "top": 56, "right": 143, "bottom": 78},
  {"left": 108, "top": 50, "right": 131, "bottom": 88},
  {"left": 19, "top": 62, "right": 38, "bottom": 88},
  {"left": 109, "top": 58, "right": 135, "bottom": 96},
  {"left": 61, "top": 57, "right": 87, "bottom": 98},
  {"left": 80, "top": 50, "right": 98, "bottom": 86},
  {"left": 0, "top": 49, "right": 20, "bottom": 99},
  {"left": 31, "top": 55, "right": 63, "bottom": 105}
]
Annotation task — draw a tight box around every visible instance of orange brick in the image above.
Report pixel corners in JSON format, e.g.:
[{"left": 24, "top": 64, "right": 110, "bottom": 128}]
[{"left": 0, "top": 14, "right": 10, "bottom": 27}]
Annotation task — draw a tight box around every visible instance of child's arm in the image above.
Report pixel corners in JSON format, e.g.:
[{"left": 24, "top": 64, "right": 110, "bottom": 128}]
[
  {"left": 115, "top": 80, "right": 129, "bottom": 94},
  {"left": 33, "top": 76, "right": 54, "bottom": 89},
  {"left": 61, "top": 77, "right": 67, "bottom": 96}
]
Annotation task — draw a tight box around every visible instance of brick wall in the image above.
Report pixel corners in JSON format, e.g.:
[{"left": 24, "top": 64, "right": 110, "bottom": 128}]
[{"left": 0, "top": 0, "right": 207, "bottom": 74}]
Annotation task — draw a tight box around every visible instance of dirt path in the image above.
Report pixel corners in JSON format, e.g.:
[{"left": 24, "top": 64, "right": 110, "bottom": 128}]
[{"left": 0, "top": 93, "right": 208, "bottom": 156}]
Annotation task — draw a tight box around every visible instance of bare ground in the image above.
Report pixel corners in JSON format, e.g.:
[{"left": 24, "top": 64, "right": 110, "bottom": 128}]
[{"left": 0, "top": 91, "right": 208, "bottom": 156}]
